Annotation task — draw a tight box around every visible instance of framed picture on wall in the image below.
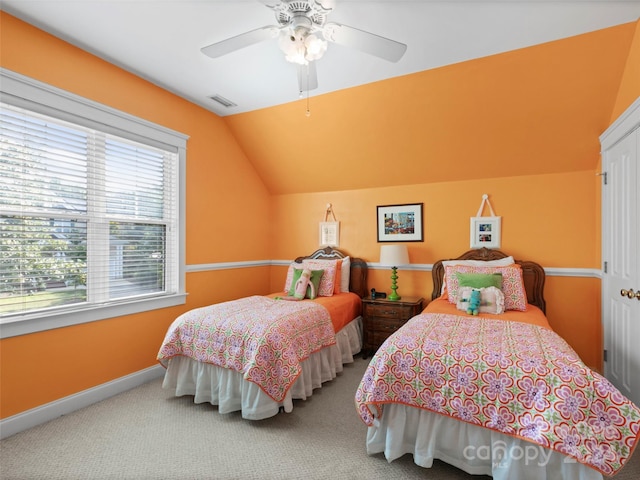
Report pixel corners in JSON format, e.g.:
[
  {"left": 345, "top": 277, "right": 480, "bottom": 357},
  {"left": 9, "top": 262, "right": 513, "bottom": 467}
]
[
  {"left": 470, "top": 216, "right": 501, "bottom": 248},
  {"left": 319, "top": 221, "right": 340, "bottom": 247},
  {"left": 377, "top": 203, "right": 424, "bottom": 242}
]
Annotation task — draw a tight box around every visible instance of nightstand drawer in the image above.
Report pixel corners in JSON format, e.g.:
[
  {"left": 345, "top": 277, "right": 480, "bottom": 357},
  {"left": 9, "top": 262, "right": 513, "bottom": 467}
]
[
  {"left": 367, "top": 316, "right": 406, "bottom": 332},
  {"left": 364, "top": 303, "right": 414, "bottom": 320}
]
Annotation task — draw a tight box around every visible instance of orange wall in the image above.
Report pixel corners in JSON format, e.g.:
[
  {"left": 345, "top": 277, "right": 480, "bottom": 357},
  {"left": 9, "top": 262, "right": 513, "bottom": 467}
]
[
  {"left": 1, "top": 12, "right": 638, "bottom": 421},
  {"left": 610, "top": 18, "right": 640, "bottom": 122},
  {"left": 0, "top": 13, "right": 273, "bottom": 419},
  {"left": 269, "top": 172, "right": 598, "bottom": 267}
]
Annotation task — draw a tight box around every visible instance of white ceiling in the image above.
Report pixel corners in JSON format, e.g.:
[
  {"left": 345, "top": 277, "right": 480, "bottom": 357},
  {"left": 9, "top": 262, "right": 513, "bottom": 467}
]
[{"left": 2, "top": 0, "right": 640, "bottom": 117}]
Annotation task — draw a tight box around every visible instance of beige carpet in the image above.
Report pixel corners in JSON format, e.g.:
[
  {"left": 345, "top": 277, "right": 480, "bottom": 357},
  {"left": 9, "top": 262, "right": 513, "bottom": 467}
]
[{"left": 1, "top": 356, "right": 638, "bottom": 480}]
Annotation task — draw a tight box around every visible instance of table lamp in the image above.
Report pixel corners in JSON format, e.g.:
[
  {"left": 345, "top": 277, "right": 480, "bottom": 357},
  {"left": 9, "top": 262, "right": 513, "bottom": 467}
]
[{"left": 379, "top": 244, "right": 410, "bottom": 301}]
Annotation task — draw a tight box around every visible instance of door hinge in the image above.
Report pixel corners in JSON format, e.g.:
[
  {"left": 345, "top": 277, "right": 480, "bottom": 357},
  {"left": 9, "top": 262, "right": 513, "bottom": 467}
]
[
  {"left": 597, "top": 172, "right": 608, "bottom": 185},
  {"left": 603, "top": 349, "right": 608, "bottom": 362},
  {"left": 604, "top": 261, "right": 608, "bottom": 274}
]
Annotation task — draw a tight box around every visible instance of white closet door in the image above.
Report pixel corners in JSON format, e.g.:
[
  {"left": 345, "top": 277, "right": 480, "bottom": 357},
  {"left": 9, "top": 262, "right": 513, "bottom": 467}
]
[{"left": 601, "top": 99, "right": 640, "bottom": 406}]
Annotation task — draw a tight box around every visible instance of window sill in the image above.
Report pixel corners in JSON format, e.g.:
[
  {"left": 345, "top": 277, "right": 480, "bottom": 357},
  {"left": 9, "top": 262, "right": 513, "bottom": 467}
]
[{"left": 0, "top": 293, "right": 187, "bottom": 339}]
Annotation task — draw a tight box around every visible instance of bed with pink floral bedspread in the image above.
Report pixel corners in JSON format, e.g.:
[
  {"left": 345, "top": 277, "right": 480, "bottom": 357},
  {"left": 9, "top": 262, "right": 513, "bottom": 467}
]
[
  {"left": 354, "top": 249, "right": 640, "bottom": 480},
  {"left": 158, "top": 295, "right": 337, "bottom": 402},
  {"left": 356, "top": 312, "right": 640, "bottom": 479},
  {"left": 158, "top": 247, "right": 367, "bottom": 420}
]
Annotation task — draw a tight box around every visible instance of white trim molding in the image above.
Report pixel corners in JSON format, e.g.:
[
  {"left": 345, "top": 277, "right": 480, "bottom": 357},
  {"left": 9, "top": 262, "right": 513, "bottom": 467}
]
[
  {"left": 187, "top": 260, "right": 270, "bottom": 272},
  {"left": 0, "top": 365, "right": 165, "bottom": 440},
  {"left": 368, "top": 263, "right": 601, "bottom": 278},
  {"left": 600, "top": 96, "right": 640, "bottom": 151},
  {"left": 544, "top": 267, "right": 601, "bottom": 278}
]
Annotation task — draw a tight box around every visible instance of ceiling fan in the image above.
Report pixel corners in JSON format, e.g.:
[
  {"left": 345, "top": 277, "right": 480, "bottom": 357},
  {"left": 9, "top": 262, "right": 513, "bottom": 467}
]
[{"left": 201, "top": 0, "right": 407, "bottom": 94}]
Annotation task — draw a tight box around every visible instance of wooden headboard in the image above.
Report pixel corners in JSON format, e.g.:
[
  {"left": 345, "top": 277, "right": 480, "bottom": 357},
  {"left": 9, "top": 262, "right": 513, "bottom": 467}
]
[
  {"left": 295, "top": 247, "right": 368, "bottom": 298},
  {"left": 431, "top": 248, "right": 546, "bottom": 313}
]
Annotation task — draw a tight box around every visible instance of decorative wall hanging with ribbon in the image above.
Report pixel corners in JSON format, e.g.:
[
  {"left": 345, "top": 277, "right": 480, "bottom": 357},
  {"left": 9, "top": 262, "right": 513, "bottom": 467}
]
[
  {"left": 319, "top": 203, "right": 340, "bottom": 247},
  {"left": 470, "top": 194, "right": 501, "bottom": 248}
]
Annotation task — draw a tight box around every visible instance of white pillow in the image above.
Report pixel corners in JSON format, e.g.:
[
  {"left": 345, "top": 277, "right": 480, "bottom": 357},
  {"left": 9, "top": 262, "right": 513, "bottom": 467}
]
[
  {"left": 441, "top": 257, "right": 514, "bottom": 268},
  {"left": 341, "top": 256, "right": 350, "bottom": 293},
  {"left": 440, "top": 256, "right": 514, "bottom": 294},
  {"left": 456, "top": 286, "right": 505, "bottom": 314}
]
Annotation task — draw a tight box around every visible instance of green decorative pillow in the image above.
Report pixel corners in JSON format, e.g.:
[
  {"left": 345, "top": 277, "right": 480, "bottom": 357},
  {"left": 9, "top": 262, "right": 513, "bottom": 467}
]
[
  {"left": 455, "top": 272, "right": 503, "bottom": 290},
  {"left": 288, "top": 268, "right": 324, "bottom": 299}
]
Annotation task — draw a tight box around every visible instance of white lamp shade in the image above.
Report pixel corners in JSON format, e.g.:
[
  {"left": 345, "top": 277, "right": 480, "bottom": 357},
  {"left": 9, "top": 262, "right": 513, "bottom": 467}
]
[{"left": 379, "top": 245, "right": 410, "bottom": 267}]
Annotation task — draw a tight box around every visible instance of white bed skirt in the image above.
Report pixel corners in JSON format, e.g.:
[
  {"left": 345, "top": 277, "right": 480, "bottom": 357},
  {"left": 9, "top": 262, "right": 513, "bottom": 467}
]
[
  {"left": 366, "top": 403, "right": 603, "bottom": 480},
  {"left": 162, "top": 316, "right": 363, "bottom": 420}
]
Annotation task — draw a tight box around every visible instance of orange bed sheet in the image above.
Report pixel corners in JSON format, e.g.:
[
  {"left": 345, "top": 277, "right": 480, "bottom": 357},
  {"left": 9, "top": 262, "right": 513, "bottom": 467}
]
[
  {"left": 267, "top": 292, "right": 362, "bottom": 333},
  {"left": 425, "top": 296, "right": 551, "bottom": 329}
]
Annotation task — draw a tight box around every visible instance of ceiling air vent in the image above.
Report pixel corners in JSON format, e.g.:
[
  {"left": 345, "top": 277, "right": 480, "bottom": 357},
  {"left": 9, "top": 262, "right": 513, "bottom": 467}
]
[{"left": 208, "top": 95, "right": 237, "bottom": 108}]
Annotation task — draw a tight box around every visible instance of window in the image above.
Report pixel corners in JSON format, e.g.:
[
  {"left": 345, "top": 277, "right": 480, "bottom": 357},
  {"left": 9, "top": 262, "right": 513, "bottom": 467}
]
[{"left": 0, "top": 69, "right": 187, "bottom": 338}]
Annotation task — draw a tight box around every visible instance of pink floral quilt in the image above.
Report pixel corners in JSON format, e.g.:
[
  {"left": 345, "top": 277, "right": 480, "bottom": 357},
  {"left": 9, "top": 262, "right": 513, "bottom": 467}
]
[
  {"left": 158, "top": 296, "right": 335, "bottom": 402},
  {"left": 355, "top": 313, "right": 640, "bottom": 476}
]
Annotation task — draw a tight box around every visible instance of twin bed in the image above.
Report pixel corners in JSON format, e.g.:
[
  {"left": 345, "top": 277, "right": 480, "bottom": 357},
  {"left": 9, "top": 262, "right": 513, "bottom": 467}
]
[
  {"left": 157, "top": 247, "right": 639, "bottom": 479},
  {"left": 157, "top": 247, "right": 367, "bottom": 420},
  {"left": 355, "top": 248, "right": 640, "bottom": 479}
]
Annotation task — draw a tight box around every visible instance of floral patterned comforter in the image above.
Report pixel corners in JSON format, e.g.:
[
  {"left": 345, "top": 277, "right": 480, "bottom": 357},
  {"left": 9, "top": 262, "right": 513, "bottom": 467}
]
[
  {"left": 355, "top": 313, "right": 640, "bottom": 476},
  {"left": 158, "top": 296, "right": 335, "bottom": 401}
]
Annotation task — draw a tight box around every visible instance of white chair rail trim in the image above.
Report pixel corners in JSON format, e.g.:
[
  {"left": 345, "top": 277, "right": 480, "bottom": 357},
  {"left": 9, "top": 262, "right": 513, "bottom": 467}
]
[{"left": 210, "top": 260, "right": 601, "bottom": 279}]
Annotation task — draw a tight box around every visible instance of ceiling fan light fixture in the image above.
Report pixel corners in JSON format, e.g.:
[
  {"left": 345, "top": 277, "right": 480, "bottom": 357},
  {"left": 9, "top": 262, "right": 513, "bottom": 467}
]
[
  {"left": 278, "top": 26, "right": 326, "bottom": 65},
  {"left": 278, "top": 27, "right": 306, "bottom": 64},
  {"left": 304, "top": 33, "right": 327, "bottom": 61}
]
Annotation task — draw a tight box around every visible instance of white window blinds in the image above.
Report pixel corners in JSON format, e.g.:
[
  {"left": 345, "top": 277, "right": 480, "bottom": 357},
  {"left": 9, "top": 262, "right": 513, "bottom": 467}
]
[{"left": 0, "top": 102, "right": 179, "bottom": 317}]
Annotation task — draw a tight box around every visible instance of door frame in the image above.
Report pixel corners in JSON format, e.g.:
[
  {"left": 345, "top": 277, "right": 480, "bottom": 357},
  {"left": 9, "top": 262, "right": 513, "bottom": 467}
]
[{"left": 600, "top": 98, "right": 640, "bottom": 151}]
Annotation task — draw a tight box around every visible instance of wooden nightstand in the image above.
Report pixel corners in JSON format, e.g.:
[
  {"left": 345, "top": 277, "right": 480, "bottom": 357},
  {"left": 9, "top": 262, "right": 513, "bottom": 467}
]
[{"left": 362, "top": 295, "right": 424, "bottom": 358}]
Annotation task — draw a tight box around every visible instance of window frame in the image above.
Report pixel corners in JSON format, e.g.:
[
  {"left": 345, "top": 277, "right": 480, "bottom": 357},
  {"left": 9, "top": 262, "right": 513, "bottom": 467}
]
[{"left": 0, "top": 68, "right": 187, "bottom": 339}]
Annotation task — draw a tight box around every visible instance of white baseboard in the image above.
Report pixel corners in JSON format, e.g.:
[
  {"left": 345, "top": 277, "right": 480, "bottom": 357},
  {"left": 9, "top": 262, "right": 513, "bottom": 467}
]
[{"left": 0, "top": 364, "right": 165, "bottom": 440}]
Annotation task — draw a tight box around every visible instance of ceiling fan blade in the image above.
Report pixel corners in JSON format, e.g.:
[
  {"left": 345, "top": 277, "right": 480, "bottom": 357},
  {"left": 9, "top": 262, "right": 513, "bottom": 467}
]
[
  {"left": 297, "top": 62, "right": 318, "bottom": 93},
  {"left": 201, "top": 26, "right": 278, "bottom": 59},
  {"left": 324, "top": 23, "right": 407, "bottom": 63}
]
